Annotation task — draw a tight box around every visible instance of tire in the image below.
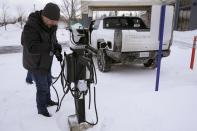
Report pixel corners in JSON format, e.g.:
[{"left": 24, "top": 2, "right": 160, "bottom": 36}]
[
  {"left": 97, "top": 49, "right": 111, "bottom": 72},
  {"left": 144, "top": 59, "right": 157, "bottom": 69}
]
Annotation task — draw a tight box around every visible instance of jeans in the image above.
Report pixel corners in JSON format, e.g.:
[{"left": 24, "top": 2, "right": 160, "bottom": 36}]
[{"left": 31, "top": 72, "right": 52, "bottom": 113}]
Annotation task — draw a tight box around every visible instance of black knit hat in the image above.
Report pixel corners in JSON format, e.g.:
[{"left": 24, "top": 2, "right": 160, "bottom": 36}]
[{"left": 42, "top": 3, "right": 60, "bottom": 20}]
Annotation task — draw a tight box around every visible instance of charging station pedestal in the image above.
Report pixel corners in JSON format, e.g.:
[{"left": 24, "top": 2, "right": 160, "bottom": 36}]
[{"left": 66, "top": 49, "right": 93, "bottom": 131}]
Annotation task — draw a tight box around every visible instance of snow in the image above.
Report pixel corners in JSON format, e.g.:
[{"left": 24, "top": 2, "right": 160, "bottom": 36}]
[
  {"left": 0, "top": 23, "right": 197, "bottom": 131},
  {"left": 173, "top": 30, "right": 197, "bottom": 47},
  {"left": 0, "top": 23, "right": 69, "bottom": 46},
  {"left": 0, "top": 23, "right": 23, "bottom": 46},
  {"left": 56, "top": 28, "right": 70, "bottom": 44},
  {"left": 71, "top": 23, "right": 84, "bottom": 29}
]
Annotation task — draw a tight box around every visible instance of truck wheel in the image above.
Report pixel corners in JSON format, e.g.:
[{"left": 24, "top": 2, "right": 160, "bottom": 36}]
[
  {"left": 144, "top": 59, "right": 157, "bottom": 69},
  {"left": 97, "top": 49, "right": 111, "bottom": 72}
]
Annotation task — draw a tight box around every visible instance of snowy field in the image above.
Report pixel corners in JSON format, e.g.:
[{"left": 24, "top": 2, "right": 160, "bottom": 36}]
[
  {"left": 1, "top": 23, "right": 197, "bottom": 47},
  {"left": 0, "top": 23, "right": 69, "bottom": 46},
  {"left": 0, "top": 24, "right": 197, "bottom": 131},
  {"left": 173, "top": 30, "right": 197, "bottom": 47},
  {"left": 0, "top": 24, "right": 23, "bottom": 46}
]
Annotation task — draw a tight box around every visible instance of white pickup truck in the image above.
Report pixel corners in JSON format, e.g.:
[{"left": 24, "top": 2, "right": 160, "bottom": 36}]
[{"left": 89, "top": 6, "right": 174, "bottom": 72}]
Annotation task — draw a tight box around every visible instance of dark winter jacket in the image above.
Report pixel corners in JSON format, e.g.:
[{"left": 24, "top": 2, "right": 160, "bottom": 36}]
[{"left": 21, "top": 10, "right": 60, "bottom": 74}]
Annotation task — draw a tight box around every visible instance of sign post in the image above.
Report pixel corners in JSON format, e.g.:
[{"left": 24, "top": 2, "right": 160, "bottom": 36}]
[{"left": 155, "top": 4, "right": 166, "bottom": 91}]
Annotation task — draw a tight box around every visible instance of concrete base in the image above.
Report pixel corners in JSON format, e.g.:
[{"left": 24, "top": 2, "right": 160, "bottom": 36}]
[
  {"left": 68, "top": 115, "right": 93, "bottom": 131},
  {"left": 68, "top": 115, "right": 79, "bottom": 131}
]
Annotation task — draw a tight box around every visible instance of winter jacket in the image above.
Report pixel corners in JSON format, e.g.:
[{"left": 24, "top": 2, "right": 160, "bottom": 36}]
[{"left": 21, "top": 10, "right": 60, "bottom": 74}]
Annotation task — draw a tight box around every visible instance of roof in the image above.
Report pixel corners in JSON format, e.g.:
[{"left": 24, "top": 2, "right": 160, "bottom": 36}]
[
  {"left": 81, "top": 0, "right": 175, "bottom": 13},
  {"left": 103, "top": 16, "right": 141, "bottom": 19},
  {"left": 81, "top": 0, "right": 175, "bottom": 6}
]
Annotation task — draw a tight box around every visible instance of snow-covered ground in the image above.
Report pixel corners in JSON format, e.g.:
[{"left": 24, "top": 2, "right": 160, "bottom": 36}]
[
  {"left": 0, "top": 23, "right": 197, "bottom": 131},
  {"left": 1, "top": 23, "right": 197, "bottom": 47},
  {"left": 0, "top": 24, "right": 23, "bottom": 46},
  {"left": 173, "top": 30, "right": 197, "bottom": 47},
  {"left": 0, "top": 23, "right": 69, "bottom": 46}
]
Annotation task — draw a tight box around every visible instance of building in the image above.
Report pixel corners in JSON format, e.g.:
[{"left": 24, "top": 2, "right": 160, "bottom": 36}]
[
  {"left": 81, "top": 0, "right": 175, "bottom": 28},
  {"left": 174, "top": 0, "right": 197, "bottom": 30}
]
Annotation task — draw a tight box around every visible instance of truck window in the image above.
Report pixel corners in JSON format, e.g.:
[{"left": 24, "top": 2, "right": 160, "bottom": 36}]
[{"left": 103, "top": 17, "right": 147, "bottom": 30}]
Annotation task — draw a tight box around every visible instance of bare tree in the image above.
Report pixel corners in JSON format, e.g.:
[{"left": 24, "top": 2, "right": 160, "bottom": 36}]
[
  {"left": 95, "top": 11, "right": 99, "bottom": 19},
  {"left": 109, "top": 11, "right": 115, "bottom": 17},
  {"left": 61, "top": 0, "right": 81, "bottom": 26},
  {"left": 0, "top": 1, "right": 9, "bottom": 30},
  {"left": 16, "top": 5, "right": 25, "bottom": 29}
]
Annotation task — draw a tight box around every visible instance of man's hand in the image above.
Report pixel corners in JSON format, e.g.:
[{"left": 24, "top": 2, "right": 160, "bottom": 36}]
[
  {"left": 53, "top": 43, "right": 62, "bottom": 62},
  {"left": 54, "top": 43, "right": 62, "bottom": 53},
  {"left": 55, "top": 52, "right": 63, "bottom": 62}
]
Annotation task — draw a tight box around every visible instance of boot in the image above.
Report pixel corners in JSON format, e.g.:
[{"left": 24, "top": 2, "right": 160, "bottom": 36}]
[{"left": 47, "top": 100, "right": 58, "bottom": 107}]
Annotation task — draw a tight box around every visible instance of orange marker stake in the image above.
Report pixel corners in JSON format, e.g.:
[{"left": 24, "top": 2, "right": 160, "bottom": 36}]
[{"left": 190, "top": 36, "right": 197, "bottom": 70}]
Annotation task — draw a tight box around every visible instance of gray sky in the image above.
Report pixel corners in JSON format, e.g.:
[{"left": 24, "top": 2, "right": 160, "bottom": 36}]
[
  {"left": 0, "top": 0, "right": 62, "bottom": 18},
  {"left": 1, "top": 0, "right": 174, "bottom": 19}
]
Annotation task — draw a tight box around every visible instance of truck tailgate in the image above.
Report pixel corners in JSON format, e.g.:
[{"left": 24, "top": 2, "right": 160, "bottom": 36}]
[{"left": 121, "top": 30, "right": 170, "bottom": 52}]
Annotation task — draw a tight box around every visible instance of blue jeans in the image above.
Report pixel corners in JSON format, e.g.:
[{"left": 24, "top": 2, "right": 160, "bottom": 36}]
[{"left": 31, "top": 72, "right": 52, "bottom": 113}]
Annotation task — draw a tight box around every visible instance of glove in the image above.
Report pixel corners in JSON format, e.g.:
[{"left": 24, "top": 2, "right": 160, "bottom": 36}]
[
  {"left": 55, "top": 52, "right": 63, "bottom": 62},
  {"left": 54, "top": 43, "right": 62, "bottom": 54}
]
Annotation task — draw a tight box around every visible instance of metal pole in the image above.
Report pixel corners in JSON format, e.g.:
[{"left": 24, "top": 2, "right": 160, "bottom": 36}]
[
  {"left": 76, "top": 94, "right": 86, "bottom": 123},
  {"left": 74, "top": 53, "right": 86, "bottom": 124},
  {"left": 155, "top": 5, "right": 166, "bottom": 91},
  {"left": 174, "top": 0, "right": 180, "bottom": 30}
]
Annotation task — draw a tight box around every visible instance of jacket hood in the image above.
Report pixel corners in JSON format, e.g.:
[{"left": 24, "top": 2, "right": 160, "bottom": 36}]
[{"left": 27, "top": 10, "right": 57, "bottom": 33}]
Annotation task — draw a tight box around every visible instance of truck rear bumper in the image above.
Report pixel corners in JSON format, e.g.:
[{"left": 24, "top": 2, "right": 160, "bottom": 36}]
[{"left": 106, "top": 50, "right": 170, "bottom": 64}]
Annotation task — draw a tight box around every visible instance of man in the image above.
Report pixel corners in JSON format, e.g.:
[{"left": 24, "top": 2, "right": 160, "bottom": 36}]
[{"left": 21, "top": 3, "right": 63, "bottom": 117}]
